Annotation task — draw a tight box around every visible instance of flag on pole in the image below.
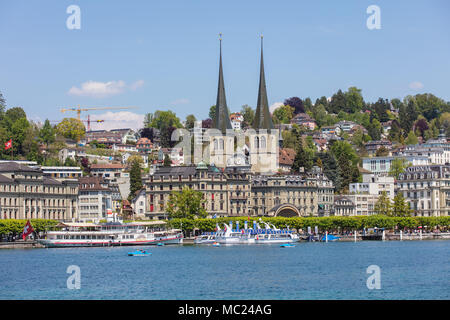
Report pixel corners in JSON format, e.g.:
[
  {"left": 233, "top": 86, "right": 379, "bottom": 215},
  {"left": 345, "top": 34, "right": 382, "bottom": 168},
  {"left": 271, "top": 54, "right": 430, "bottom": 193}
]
[
  {"left": 5, "top": 139, "right": 12, "bottom": 150},
  {"left": 22, "top": 220, "right": 34, "bottom": 240}
]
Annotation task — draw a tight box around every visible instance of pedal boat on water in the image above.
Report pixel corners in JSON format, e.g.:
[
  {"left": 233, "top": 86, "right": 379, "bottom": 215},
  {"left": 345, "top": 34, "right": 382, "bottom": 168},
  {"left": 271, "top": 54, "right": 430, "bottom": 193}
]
[{"left": 128, "top": 250, "right": 152, "bottom": 256}]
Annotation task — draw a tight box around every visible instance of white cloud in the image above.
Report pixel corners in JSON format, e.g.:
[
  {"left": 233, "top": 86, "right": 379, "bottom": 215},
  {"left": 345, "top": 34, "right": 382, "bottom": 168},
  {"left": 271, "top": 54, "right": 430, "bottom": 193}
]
[
  {"left": 130, "top": 80, "right": 145, "bottom": 91},
  {"left": 68, "top": 80, "right": 144, "bottom": 98},
  {"left": 269, "top": 102, "right": 283, "bottom": 113},
  {"left": 89, "top": 111, "right": 145, "bottom": 131},
  {"left": 409, "top": 81, "right": 424, "bottom": 90}
]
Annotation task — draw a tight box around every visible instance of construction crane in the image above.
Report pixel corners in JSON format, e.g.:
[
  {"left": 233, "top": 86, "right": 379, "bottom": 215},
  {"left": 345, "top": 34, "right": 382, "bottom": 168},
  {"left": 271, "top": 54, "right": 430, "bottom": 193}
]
[{"left": 60, "top": 106, "right": 138, "bottom": 121}]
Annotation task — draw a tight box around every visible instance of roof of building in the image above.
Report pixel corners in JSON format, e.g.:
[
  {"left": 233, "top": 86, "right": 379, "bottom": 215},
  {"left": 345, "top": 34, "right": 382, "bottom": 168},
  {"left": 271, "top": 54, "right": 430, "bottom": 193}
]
[
  {"left": 43, "top": 177, "right": 63, "bottom": 185},
  {"left": 0, "top": 162, "right": 41, "bottom": 173},
  {"left": 79, "top": 176, "right": 110, "bottom": 191},
  {"left": 137, "top": 137, "right": 152, "bottom": 145},
  {"left": 152, "top": 164, "right": 223, "bottom": 178},
  {"left": 358, "top": 166, "right": 372, "bottom": 174},
  {"left": 0, "top": 174, "right": 13, "bottom": 183},
  {"left": 213, "top": 37, "right": 233, "bottom": 134},
  {"left": 90, "top": 163, "right": 124, "bottom": 170},
  {"left": 279, "top": 148, "right": 296, "bottom": 166},
  {"left": 253, "top": 37, "right": 274, "bottom": 131}
]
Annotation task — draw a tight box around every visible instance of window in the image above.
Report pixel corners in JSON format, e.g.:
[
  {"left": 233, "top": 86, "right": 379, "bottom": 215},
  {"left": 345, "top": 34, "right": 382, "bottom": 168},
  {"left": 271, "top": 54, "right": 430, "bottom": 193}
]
[{"left": 261, "top": 136, "right": 266, "bottom": 149}]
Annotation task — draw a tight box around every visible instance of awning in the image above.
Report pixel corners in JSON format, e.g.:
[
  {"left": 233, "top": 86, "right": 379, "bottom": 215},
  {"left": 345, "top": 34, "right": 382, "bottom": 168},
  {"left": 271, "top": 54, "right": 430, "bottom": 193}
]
[{"left": 56, "top": 222, "right": 101, "bottom": 228}]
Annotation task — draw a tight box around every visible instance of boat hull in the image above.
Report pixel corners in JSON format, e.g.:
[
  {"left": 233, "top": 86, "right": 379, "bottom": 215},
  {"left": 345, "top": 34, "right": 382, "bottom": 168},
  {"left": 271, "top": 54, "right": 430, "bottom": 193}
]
[{"left": 38, "top": 236, "right": 183, "bottom": 248}]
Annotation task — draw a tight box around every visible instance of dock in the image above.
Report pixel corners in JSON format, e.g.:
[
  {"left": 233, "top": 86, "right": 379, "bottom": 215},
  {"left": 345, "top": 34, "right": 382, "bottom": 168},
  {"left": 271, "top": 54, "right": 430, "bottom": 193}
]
[{"left": 0, "top": 240, "right": 44, "bottom": 249}]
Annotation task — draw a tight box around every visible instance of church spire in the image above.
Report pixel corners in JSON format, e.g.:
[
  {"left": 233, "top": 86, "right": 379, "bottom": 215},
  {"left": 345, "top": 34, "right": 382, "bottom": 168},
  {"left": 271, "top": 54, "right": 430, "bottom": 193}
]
[
  {"left": 213, "top": 33, "right": 232, "bottom": 134},
  {"left": 252, "top": 35, "right": 274, "bottom": 130}
]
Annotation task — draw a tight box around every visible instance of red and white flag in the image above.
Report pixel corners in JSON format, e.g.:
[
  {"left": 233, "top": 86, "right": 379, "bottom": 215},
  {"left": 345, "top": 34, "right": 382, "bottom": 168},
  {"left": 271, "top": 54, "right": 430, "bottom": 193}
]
[
  {"left": 22, "top": 220, "right": 34, "bottom": 240},
  {"left": 5, "top": 139, "right": 12, "bottom": 150}
]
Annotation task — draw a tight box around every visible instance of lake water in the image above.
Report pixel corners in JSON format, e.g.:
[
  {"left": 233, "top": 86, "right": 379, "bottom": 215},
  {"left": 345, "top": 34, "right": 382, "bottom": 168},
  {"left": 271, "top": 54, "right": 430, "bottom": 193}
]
[{"left": 0, "top": 240, "right": 449, "bottom": 300}]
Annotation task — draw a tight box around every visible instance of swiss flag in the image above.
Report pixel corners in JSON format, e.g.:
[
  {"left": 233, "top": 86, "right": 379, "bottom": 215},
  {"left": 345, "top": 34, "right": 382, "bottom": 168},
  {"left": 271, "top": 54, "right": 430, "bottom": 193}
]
[
  {"left": 22, "top": 220, "right": 34, "bottom": 240},
  {"left": 5, "top": 139, "right": 12, "bottom": 150}
]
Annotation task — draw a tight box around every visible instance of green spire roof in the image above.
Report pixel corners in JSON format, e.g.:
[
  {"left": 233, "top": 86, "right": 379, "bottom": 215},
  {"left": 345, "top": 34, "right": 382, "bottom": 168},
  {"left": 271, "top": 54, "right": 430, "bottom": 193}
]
[
  {"left": 252, "top": 35, "right": 274, "bottom": 131},
  {"left": 213, "top": 34, "right": 232, "bottom": 134}
]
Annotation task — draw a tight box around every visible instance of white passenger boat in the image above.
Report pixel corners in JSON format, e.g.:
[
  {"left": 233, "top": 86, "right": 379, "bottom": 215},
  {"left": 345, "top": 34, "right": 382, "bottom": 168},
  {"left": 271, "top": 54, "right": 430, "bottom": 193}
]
[
  {"left": 37, "top": 221, "right": 183, "bottom": 248},
  {"left": 213, "top": 220, "right": 300, "bottom": 244}
]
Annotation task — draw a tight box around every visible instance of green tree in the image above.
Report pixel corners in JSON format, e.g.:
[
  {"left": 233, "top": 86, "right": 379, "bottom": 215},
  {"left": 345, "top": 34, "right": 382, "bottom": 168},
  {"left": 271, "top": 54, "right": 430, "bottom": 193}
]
[
  {"left": 328, "top": 89, "right": 346, "bottom": 114},
  {"left": 399, "top": 99, "right": 419, "bottom": 135},
  {"left": 439, "top": 112, "right": 450, "bottom": 137},
  {"left": 128, "top": 157, "right": 143, "bottom": 200},
  {"left": 388, "top": 120, "right": 402, "bottom": 142},
  {"left": 344, "top": 87, "right": 365, "bottom": 113},
  {"left": 405, "top": 130, "right": 418, "bottom": 145},
  {"left": 375, "top": 191, "right": 392, "bottom": 216},
  {"left": 166, "top": 187, "right": 207, "bottom": 219},
  {"left": 375, "top": 146, "right": 389, "bottom": 157},
  {"left": 391, "top": 193, "right": 412, "bottom": 217},
  {"left": 39, "top": 119, "right": 55, "bottom": 147},
  {"left": 150, "top": 110, "right": 182, "bottom": 130},
  {"left": 389, "top": 158, "right": 410, "bottom": 179},
  {"left": 209, "top": 105, "right": 216, "bottom": 120},
  {"left": 272, "top": 105, "right": 294, "bottom": 124},
  {"left": 413, "top": 93, "right": 447, "bottom": 121},
  {"left": 163, "top": 154, "right": 171, "bottom": 166},
  {"left": 367, "top": 118, "right": 382, "bottom": 140},
  {"left": 240, "top": 104, "right": 255, "bottom": 128},
  {"left": 311, "top": 104, "right": 337, "bottom": 128},
  {"left": 351, "top": 128, "right": 369, "bottom": 148},
  {"left": 336, "top": 153, "right": 359, "bottom": 193},
  {"left": 143, "top": 113, "right": 153, "bottom": 127},
  {"left": 185, "top": 114, "right": 196, "bottom": 129},
  {"left": 371, "top": 98, "right": 390, "bottom": 123},
  {"left": 64, "top": 157, "right": 78, "bottom": 167},
  {"left": 56, "top": 118, "right": 86, "bottom": 141},
  {"left": 316, "top": 152, "right": 342, "bottom": 192},
  {"left": 292, "top": 145, "right": 314, "bottom": 173}
]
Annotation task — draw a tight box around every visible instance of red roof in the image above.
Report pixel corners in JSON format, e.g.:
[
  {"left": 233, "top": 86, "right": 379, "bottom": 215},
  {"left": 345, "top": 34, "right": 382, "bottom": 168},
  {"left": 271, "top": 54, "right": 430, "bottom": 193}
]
[
  {"left": 279, "top": 148, "right": 295, "bottom": 165},
  {"left": 90, "top": 163, "right": 123, "bottom": 169}
]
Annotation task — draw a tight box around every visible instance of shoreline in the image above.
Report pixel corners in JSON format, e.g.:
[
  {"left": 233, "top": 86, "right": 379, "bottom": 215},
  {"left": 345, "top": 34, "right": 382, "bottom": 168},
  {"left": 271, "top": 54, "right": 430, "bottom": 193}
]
[{"left": 2, "top": 233, "right": 450, "bottom": 249}]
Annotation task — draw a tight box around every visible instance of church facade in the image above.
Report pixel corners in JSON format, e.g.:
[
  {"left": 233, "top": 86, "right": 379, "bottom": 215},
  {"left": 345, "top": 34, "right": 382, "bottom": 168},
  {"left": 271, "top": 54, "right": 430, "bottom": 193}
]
[{"left": 208, "top": 36, "right": 279, "bottom": 174}]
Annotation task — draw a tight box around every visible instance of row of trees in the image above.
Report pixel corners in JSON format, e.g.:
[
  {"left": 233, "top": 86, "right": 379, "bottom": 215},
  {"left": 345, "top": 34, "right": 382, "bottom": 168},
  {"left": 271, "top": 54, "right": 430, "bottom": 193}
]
[
  {"left": 166, "top": 215, "right": 450, "bottom": 233},
  {"left": 0, "top": 219, "right": 58, "bottom": 236},
  {"left": 375, "top": 192, "right": 412, "bottom": 217}
]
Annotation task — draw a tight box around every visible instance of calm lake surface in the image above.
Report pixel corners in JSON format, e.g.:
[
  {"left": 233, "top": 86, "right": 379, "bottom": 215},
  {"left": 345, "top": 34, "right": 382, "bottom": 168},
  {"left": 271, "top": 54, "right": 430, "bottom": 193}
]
[{"left": 0, "top": 240, "right": 449, "bottom": 300}]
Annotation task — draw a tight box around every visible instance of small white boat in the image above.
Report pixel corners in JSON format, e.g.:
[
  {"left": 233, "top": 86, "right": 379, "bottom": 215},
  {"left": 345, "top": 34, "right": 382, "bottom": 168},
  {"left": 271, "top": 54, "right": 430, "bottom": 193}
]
[{"left": 194, "top": 233, "right": 216, "bottom": 244}]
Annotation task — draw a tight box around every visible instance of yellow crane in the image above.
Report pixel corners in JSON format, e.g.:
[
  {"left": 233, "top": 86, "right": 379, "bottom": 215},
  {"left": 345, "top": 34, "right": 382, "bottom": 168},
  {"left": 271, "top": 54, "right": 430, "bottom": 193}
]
[{"left": 60, "top": 106, "right": 139, "bottom": 121}]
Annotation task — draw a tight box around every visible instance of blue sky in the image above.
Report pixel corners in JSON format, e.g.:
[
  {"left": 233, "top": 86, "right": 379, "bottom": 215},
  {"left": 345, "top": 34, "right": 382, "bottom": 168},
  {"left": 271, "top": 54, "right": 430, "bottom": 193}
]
[{"left": 1, "top": 0, "right": 449, "bottom": 130}]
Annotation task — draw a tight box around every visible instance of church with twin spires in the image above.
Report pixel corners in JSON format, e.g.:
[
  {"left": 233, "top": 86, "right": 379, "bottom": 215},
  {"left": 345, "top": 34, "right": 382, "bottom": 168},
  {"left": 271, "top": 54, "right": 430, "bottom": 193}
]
[{"left": 209, "top": 35, "right": 279, "bottom": 174}]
